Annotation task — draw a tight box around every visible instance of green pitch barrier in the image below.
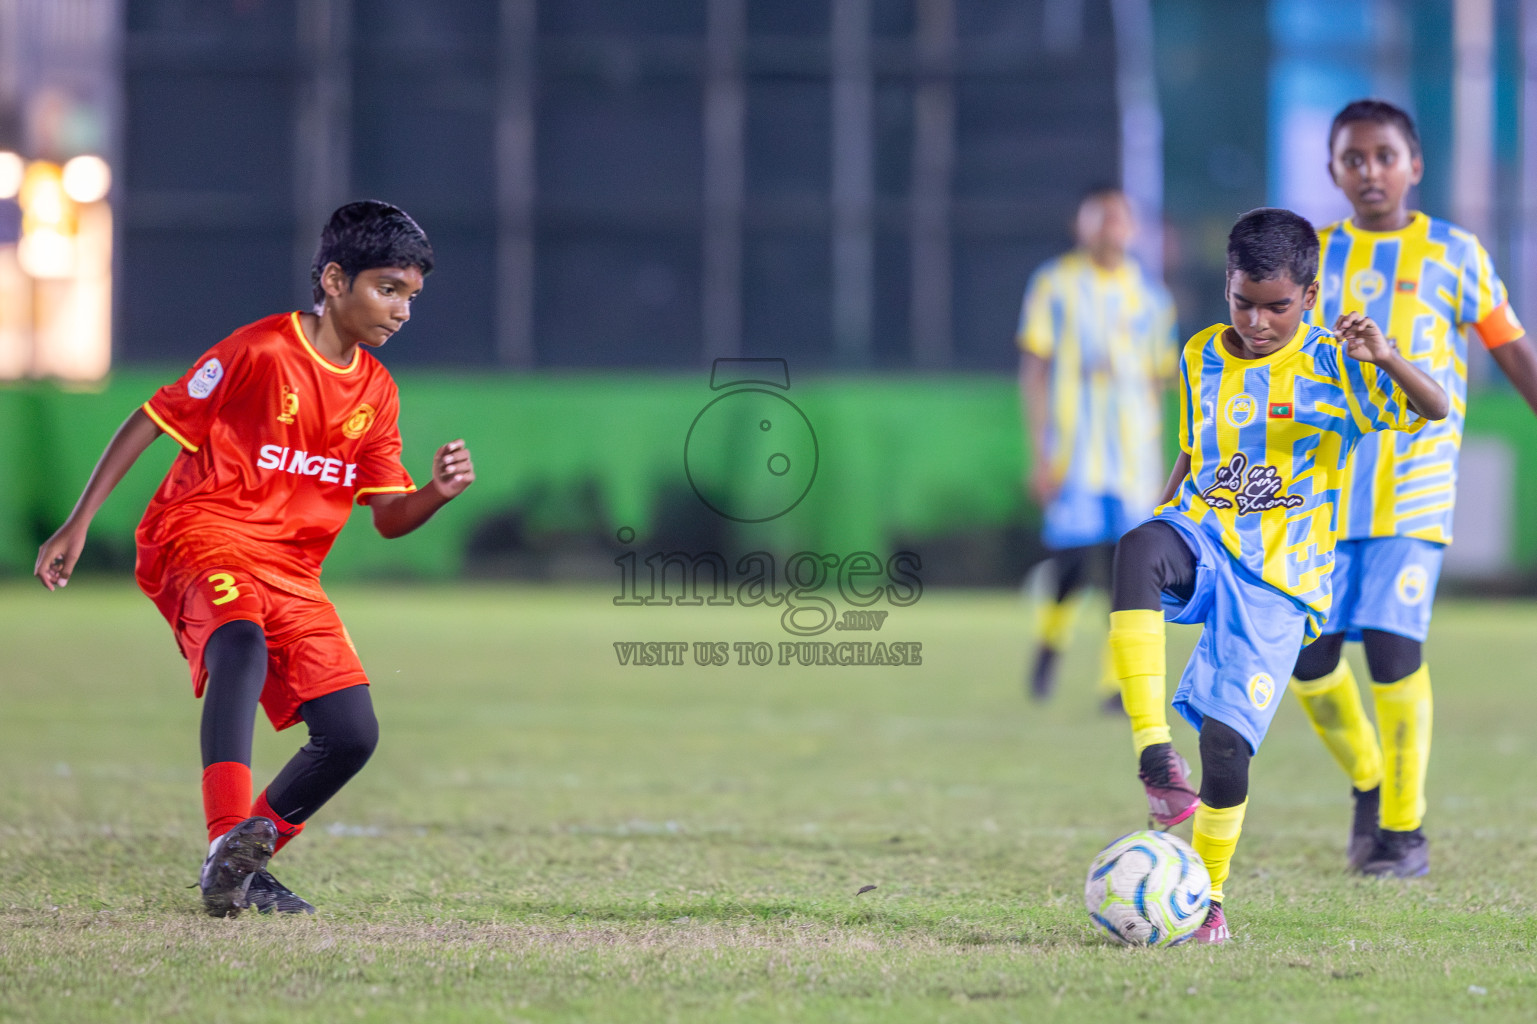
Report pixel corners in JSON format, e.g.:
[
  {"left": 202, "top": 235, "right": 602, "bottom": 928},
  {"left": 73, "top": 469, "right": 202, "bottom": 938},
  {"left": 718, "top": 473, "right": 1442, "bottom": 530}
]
[
  {"left": 0, "top": 372, "right": 1028, "bottom": 580},
  {"left": 5, "top": 373, "right": 1537, "bottom": 581}
]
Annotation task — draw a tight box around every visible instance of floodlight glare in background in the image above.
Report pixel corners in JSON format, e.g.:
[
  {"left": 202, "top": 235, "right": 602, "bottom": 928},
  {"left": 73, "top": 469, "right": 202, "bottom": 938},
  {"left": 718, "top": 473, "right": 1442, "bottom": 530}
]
[
  {"left": 0, "top": 153, "right": 23, "bottom": 200},
  {"left": 62, "top": 155, "right": 111, "bottom": 205},
  {"left": 0, "top": 154, "right": 114, "bottom": 381},
  {"left": 18, "top": 161, "right": 75, "bottom": 279}
]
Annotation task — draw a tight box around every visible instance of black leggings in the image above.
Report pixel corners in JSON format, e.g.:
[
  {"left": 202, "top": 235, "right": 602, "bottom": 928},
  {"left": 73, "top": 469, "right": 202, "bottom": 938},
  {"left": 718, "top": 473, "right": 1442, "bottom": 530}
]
[
  {"left": 1293, "top": 628, "right": 1422, "bottom": 683},
  {"left": 201, "top": 620, "right": 268, "bottom": 767},
  {"left": 1049, "top": 543, "right": 1115, "bottom": 604},
  {"left": 1112, "top": 523, "right": 1253, "bottom": 807},
  {"left": 200, "top": 620, "right": 379, "bottom": 824},
  {"left": 1110, "top": 521, "right": 1196, "bottom": 612}
]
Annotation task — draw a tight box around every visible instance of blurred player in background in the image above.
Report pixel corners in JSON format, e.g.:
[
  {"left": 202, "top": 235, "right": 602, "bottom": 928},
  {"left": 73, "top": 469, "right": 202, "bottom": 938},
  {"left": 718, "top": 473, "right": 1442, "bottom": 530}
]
[
  {"left": 1017, "top": 186, "right": 1177, "bottom": 705},
  {"left": 1288, "top": 100, "right": 1537, "bottom": 879},
  {"left": 1110, "top": 208, "right": 1446, "bottom": 942},
  {"left": 35, "top": 201, "right": 476, "bottom": 917}
]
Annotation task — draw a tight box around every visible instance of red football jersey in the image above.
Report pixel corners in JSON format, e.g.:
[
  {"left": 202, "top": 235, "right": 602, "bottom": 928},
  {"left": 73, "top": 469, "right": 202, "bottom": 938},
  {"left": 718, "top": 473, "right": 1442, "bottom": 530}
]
[{"left": 136, "top": 312, "right": 415, "bottom": 600}]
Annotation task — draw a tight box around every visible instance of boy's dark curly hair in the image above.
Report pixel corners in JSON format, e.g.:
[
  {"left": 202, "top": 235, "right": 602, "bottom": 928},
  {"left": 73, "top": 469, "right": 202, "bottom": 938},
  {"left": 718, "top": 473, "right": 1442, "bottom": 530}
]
[
  {"left": 1227, "top": 208, "right": 1319, "bottom": 288},
  {"left": 310, "top": 200, "right": 434, "bottom": 306},
  {"left": 1329, "top": 99, "right": 1421, "bottom": 159}
]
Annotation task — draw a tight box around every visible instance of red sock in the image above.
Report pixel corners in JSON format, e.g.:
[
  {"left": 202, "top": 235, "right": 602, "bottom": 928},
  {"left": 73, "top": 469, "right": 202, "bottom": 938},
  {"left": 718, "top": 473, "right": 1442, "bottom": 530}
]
[
  {"left": 203, "top": 762, "right": 253, "bottom": 843},
  {"left": 252, "top": 789, "right": 306, "bottom": 855}
]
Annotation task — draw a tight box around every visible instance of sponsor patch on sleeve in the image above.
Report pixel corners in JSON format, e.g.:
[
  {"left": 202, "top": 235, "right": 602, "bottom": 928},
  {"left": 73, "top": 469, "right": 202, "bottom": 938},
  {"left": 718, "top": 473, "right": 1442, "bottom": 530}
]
[{"left": 188, "top": 358, "right": 224, "bottom": 400}]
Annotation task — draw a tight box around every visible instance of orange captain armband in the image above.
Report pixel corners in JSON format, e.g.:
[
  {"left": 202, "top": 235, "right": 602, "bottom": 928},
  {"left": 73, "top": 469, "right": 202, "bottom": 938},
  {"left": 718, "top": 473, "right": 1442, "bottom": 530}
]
[{"left": 1473, "top": 301, "right": 1526, "bottom": 350}]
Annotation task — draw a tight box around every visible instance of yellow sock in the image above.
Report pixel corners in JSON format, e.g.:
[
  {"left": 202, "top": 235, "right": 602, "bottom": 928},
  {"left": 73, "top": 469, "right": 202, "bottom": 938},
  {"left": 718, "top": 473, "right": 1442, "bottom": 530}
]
[
  {"left": 1096, "top": 638, "right": 1119, "bottom": 698},
  {"left": 1290, "top": 660, "right": 1383, "bottom": 792},
  {"left": 1109, "top": 609, "right": 1168, "bottom": 754},
  {"left": 1037, "top": 598, "right": 1079, "bottom": 652},
  {"left": 1192, "top": 801, "right": 1247, "bottom": 904},
  {"left": 1374, "top": 664, "right": 1432, "bottom": 831}
]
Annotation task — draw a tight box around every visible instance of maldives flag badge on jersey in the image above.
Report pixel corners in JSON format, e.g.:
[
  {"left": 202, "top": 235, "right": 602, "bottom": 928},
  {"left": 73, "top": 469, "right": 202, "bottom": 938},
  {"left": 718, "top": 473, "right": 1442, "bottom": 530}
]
[{"left": 1268, "top": 401, "right": 1293, "bottom": 419}]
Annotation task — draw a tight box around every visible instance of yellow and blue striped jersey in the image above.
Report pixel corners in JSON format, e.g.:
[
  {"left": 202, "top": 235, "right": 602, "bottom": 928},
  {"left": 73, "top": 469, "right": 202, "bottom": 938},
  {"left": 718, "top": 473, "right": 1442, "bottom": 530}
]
[
  {"left": 1312, "top": 213, "right": 1524, "bottom": 543},
  {"left": 1160, "top": 322, "right": 1424, "bottom": 633},
  {"left": 1018, "top": 251, "right": 1177, "bottom": 507}
]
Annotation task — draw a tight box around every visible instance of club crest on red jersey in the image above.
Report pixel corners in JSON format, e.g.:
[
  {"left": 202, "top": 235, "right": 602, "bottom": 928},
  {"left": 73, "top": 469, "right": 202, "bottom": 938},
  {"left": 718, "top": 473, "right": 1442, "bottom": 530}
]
[
  {"left": 278, "top": 384, "right": 300, "bottom": 424},
  {"left": 341, "top": 404, "right": 376, "bottom": 439}
]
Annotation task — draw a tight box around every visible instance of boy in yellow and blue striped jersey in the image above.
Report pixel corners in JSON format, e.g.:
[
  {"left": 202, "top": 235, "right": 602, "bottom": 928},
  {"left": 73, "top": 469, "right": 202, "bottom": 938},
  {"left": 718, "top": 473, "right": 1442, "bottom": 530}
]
[
  {"left": 1288, "top": 100, "right": 1537, "bottom": 879},
  {"left": 1019, "top": 187, "right": 1176, "bottom": 703},
  {"left": 1110, "top": 208, "right": 1446, "bottom": 943}
]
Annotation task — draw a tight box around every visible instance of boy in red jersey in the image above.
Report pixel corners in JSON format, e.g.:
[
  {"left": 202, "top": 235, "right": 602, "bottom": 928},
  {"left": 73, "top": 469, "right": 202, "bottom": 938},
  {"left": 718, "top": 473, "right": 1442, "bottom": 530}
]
[{"left": 35, "top": 200, "right": 476, "bottom": 917}]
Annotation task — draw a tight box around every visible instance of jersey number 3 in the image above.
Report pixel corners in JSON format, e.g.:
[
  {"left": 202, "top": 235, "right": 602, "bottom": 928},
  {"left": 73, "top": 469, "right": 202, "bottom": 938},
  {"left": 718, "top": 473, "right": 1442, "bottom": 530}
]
[{"left": 207, "top": 572, "right": 241, "bottom": 606}]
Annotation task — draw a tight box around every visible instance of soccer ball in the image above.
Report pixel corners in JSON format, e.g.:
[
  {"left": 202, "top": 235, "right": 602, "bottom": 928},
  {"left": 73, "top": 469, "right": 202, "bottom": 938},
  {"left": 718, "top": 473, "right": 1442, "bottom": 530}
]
[{"left": 1085, "top": 830, "right": 1211, "bottom": 947}]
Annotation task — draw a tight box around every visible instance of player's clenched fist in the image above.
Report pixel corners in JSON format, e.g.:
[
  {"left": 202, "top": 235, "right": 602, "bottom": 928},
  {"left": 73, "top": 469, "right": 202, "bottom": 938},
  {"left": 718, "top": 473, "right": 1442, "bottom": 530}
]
[
  {"left": 431, "top": 439, "right": 475, "bottom": 498},
  {"left": 1335, "top": 310, "right": 1394, "bottom": 364},
  {"left": 34, "top": 524, "right": 86, "bottom": 591},
  {"left": 1335, "top": 310, "right": 1448, "bottom": 421}
]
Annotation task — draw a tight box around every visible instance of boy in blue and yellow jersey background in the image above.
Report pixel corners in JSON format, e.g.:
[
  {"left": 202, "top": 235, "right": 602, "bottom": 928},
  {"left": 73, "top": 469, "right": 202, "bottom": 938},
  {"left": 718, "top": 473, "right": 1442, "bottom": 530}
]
[
  {"left": 1109, "top": 208, "right": 1447, "bottom": 944},
  {"left": 1019, "top": 186, "right": 1177, "bottom": 703},
  {"left": 1288, "top": 100, "right": 1537, "bottom": 880}
]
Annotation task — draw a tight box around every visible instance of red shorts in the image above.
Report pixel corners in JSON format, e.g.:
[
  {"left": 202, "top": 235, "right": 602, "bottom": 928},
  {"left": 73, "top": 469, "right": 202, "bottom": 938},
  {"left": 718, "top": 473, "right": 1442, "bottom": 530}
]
[{"left": 144, "top": 564, "right": 369, "bottom": 731}]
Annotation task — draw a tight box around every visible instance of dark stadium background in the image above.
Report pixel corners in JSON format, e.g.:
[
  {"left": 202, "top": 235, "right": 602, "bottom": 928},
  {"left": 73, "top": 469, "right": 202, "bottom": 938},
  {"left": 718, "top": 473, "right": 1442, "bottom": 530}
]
[{"left": 3, "top": 0, "right": 1535, "bottom": 585}]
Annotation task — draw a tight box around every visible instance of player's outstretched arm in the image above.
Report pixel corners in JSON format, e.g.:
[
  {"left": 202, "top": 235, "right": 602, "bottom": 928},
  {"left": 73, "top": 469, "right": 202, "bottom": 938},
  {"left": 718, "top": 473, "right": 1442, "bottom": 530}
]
[
  {"left": 369, "top": 439, "right": 476, "bottom": 539},
  {"left": 1487, "top": 335, "right": 1537, "bottom": 418},
  {"left": 1335, "top": 312, "right": 1449, "bottom": 421},
  {"left": 35, "top": 408, "right": 165, "bottom": 590},
  {"left": 1155, "top": 451, "right": 1190, "bottom": 508},
  {"left": 1019, "top": 352, "right": 1058, "bottom": 506}
]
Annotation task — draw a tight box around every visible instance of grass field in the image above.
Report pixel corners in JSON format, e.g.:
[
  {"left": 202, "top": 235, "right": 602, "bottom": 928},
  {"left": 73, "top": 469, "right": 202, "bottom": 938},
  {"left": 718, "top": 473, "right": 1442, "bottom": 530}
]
[{"left": 2, "top": 581, "right": 1536, "bottom": 1023}]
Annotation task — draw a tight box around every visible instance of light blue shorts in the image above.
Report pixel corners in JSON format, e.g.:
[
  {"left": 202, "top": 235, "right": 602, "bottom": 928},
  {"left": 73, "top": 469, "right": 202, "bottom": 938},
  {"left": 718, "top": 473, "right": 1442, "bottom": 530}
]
[
  {"left": 1044, "top": 490, "right": 1141, "bottom": 551},
  {"left": 1319, "top": 537, "right": 1444, "bottom": 643},
  {"left": 1153, "top": 515, "right": 1313, "bottom": 755}
]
